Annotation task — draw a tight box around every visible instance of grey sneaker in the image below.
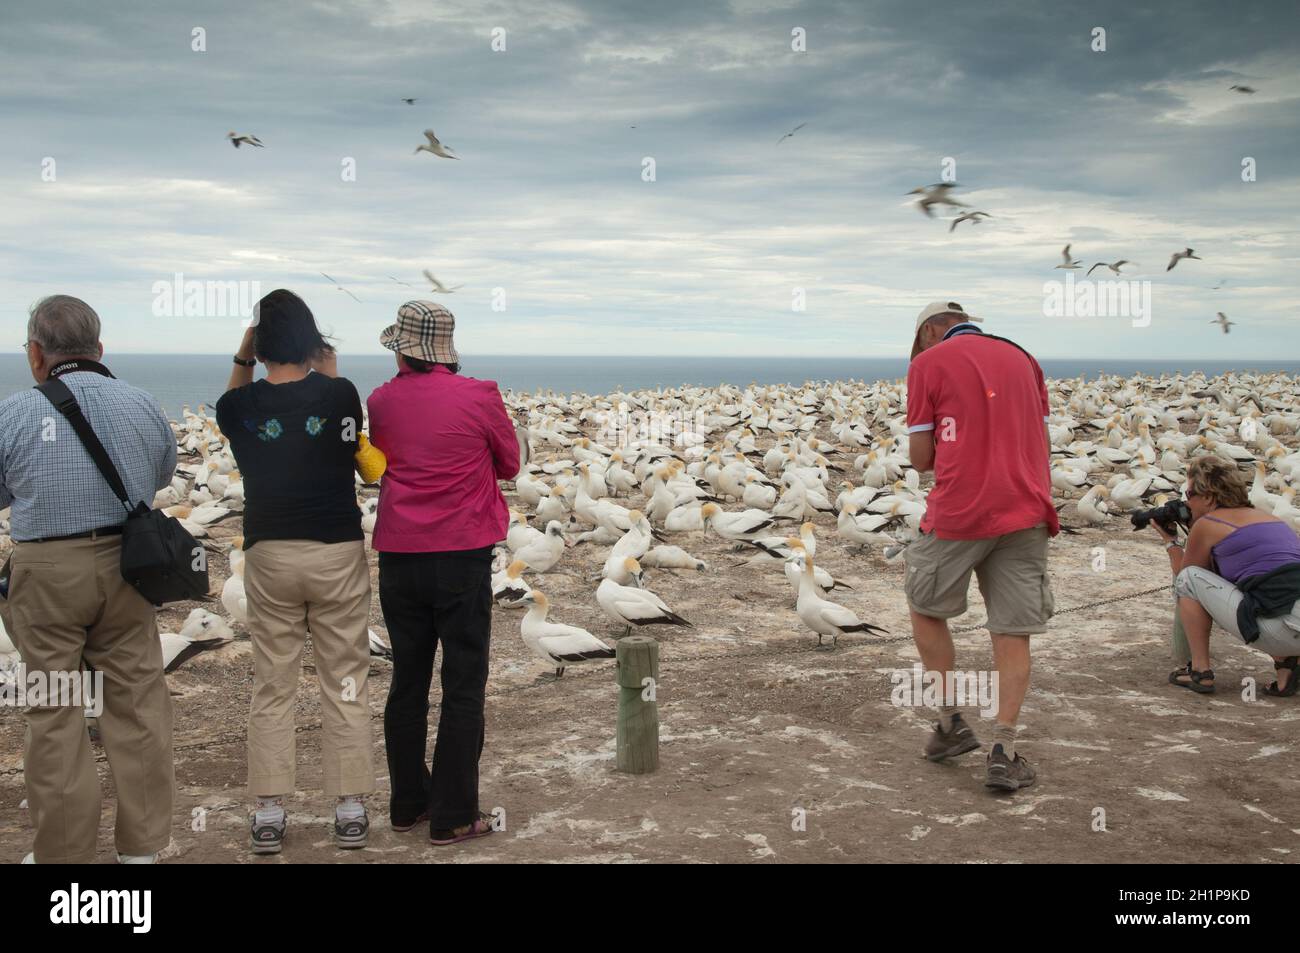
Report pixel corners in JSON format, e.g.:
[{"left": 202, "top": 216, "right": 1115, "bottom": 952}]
[
  {"left": 985, "top": 743, "right": 1037, "bottom": 792},
  {"left": 924, "top": 713, "right": 981, "bottom": 761},
  {"left": 250, "top": 811, "right": 286, "bottom": 855},
  {"left": 335, "top": 808, "right": 369, "bottom": 849}
]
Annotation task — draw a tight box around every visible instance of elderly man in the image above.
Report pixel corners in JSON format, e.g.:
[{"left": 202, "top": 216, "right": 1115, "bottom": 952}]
[
  {"left": 0, "top": 295, "right": 177, "bottom": 863},
  {"left": 904, "top": 301, "right": 1058, "bottom": 792}
]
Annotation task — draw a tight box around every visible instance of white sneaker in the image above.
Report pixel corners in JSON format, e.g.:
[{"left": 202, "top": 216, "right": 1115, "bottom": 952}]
[
  {"left": 117, "top": 853, "right": 158, "bottom": 864},
  {"left": 21, "top": 852, "right": 34, "bottom": 864}
]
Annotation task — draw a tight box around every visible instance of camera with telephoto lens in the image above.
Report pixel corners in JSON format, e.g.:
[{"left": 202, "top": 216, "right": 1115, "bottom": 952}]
[{"left": 1130, "top": 498, "right": 1193, "bottom": 534}]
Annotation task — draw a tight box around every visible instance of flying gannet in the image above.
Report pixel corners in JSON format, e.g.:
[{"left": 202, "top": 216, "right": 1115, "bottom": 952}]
[{"left": 415, "top": 129, "right": 459, "bottom": 159}]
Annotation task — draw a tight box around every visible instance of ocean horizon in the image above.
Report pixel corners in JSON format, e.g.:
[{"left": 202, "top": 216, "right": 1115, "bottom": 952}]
[{"left": 3, "top": 354, "right": 1299, "bottom": 418}]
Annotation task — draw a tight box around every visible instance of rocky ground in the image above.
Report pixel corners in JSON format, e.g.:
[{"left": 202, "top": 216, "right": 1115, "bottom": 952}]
[{"left": 2, "top": 409, "right": 1299, "bottom": 864}]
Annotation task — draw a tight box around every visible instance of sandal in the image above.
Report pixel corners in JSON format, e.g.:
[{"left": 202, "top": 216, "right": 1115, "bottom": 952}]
[
  {"left": 430, "top": 811, "right": 495, "bottom": 846},
  {"left": 1169, "top": 662, "right": 1215, "bottom": 694},
  {"left": 1264, "top": 656, "right": 1300, "bottom": 697}
]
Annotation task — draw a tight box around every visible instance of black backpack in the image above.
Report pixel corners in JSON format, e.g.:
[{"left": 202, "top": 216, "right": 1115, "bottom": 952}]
[{"left": 37, "top": 379, "right": 210, "bottom": 606}]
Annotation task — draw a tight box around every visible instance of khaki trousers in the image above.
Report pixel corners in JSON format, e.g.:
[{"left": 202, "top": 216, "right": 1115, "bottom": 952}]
[
  {"left": 4, "top": 537, "right": 174, "bottom": 863},
  {"left": 243, "top": 539, "right": 375, "bottom": 796}
]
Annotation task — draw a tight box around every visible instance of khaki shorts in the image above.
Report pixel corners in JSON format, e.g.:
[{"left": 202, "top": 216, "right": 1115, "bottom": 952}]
[{"left": 904, "top": 524, "right": 1053, "bottom": 634}]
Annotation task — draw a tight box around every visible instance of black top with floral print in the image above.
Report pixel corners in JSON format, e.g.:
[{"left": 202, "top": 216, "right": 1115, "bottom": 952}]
[{"left": 216, "top": 372, "right": 365, "bottom": 547}]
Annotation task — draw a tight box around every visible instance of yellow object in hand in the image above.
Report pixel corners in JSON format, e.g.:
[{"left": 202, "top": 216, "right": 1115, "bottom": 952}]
[{"left": 354, "top": 433, "right": 387, "bottom": 483}]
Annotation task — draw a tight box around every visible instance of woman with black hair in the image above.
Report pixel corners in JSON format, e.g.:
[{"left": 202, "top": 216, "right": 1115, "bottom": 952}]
[{"left": 216, "top": 289, "right": 376, "bottom": 855}]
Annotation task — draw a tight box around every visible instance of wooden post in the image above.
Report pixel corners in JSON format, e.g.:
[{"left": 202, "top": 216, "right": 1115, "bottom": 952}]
[{"left": 616, "top": 636, "right": 659, "bottom": 774}]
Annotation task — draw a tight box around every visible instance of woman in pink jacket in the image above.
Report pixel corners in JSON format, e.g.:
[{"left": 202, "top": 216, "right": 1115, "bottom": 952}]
[{"left": 368, "top": 301, "right": 521, "bottom": 846}]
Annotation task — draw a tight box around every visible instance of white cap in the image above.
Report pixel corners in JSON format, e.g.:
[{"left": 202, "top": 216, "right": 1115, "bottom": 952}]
[{"left": 911, "top": 300, "right": 981, "bottom": 359}]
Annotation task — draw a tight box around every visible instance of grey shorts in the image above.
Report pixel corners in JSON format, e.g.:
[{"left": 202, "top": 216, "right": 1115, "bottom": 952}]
[
  {"left": 1175, "top": 566, "right": 1300, "bottom": 656},
  {"left": 904, "top": 524, "right": 1053, "bottom": 634}
]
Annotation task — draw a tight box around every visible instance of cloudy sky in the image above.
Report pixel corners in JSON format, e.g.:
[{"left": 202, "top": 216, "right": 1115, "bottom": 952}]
[{"left": 2, "top": 0, "right": 1297, "bottom": 360}]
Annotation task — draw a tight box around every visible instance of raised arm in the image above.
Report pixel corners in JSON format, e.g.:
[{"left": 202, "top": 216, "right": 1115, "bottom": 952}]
[
  {"left": 483, "top": 386, "right": 521, "bottom": 480},
  {"left": 226, "top": 326, "right": 257, "bottom": 393}
]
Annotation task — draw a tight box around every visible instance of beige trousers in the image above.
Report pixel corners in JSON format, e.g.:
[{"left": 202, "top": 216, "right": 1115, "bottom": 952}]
[
  {"left": 4, "top": 537, "right": 174, "bottom": 863},
  {"left": 243, "top": 539, "right": 375, "bottom": 796}
]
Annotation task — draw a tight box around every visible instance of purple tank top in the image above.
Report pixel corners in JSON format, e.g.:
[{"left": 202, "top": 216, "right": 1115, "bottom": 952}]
[{"left": 1210, "top": 519, "right": 1300, "bottom": 584}]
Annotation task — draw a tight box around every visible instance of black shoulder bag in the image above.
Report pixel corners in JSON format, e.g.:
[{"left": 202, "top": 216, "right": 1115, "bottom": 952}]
[{"left": 37, "top": 379, "right": 210, "bottom": 605}]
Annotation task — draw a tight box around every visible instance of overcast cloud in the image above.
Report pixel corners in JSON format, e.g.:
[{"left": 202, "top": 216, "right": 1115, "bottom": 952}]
[{"left": 1, "top": 0, "right": 1297, "bottom": 359}]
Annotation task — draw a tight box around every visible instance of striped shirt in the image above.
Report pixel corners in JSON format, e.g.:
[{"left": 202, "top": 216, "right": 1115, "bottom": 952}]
[{"left": 0, "top": 369, "right": 176, "bottom": 541}]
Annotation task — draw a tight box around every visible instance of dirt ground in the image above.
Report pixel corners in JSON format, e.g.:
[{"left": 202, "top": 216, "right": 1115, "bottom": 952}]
[{"left": 3, "top": 430, "right": 1299, "bottom": 865}]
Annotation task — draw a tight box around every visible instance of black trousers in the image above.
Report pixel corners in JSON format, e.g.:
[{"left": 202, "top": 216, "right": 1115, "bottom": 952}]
[{"left": 378, "top": 547, "right": 493, "bottom": 830}]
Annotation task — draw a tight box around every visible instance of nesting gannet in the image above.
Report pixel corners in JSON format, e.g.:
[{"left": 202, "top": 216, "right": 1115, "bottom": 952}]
[
  {"left": 519, "top": 591, "right": 615, "bottom": 677},
  {"left": 513, "top": 520, "right": 569, "bottom": 572},
  {"left": 220, "top": 560, "right": 248, "bottom": 625},
  {"left": 492, "top": 559, "right": 531, "bottom": 606},
  {"left": 415, "top": 129, "right": 459, "bottom": 159},
  {"left": 639, "top": 545, "right": 708, "bottom": 572},
  {"left": 226, "top": 132, "right": 264, "bottom": 148},
  {"left": 596, "top": 559, "right": 693, "bottom": 636},
  {"left": 948, "top": 210, "right": 990, "bottom": 232},
  {"left": 1055, "top": 244, "right": 1082, "bottom": 269},
  {"left": 422, "top": 269, "right": 463, "bottom": 293},
  {"left": 776, "top": 121, "right": 807, "bottom": 144},
  {"left": 161, "top": 609, "right": 233, "bottom": 673},
  {"left": 701, "top": 503, "right": 777, "bottom": 540},
  {"left": 1086, "top": 260, "right": 1134, "bottom": 276},
  {"left": 791, "top": 552, "right": 886, "bottom": 647},
  {"left": 160, "top": 631, "right": 230, "bottom": 673},
  {"left": 1166, "top": 248, "right": 1201, "bottom": 271},
  {"left": 368, "top": 628, "right": 393, "bottom": 660},
  {"left": 1212, "top": 312, "right": 1234, "bottom": 334},
  {"left": 907, "top": 183, "right": 968, "bottom": 218},
  {"left": 1076, "top": 485, "right": 1110, "bottom": 523},
  {"left": 664, "top": 502, "right": 705, "bottom": 533}
]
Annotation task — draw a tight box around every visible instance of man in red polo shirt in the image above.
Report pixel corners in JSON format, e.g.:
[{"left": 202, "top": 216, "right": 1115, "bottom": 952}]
[{"left": 904, "top": 301, "right": 1057, "bottom": 792}]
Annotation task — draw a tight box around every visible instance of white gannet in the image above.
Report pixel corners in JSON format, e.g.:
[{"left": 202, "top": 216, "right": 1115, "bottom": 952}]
[
  {"left": 949, "top": 210, "right": 990, "bottom": 232},
  {"left": 368, "top": 628, "right": 393, "bottom": 660},
  {"left": 639, "top": 545, "right": 708, "bottom": 572},
  {"left": 415, "top": 129, "right": 459, "bottom": 159},
  {"left": 776, "top": 121, "right": 807, "bottom": 144},
  {"left": 519, "top": 590, "right": 615, "bottom": 677},
  {"left": 1086, "top": 259, "right": 1134, "bottom": 276},
  {"left": 701, "top": 502, "right": 779, "bottom": 540},
  {"left": 318, "top": 272, "right": 362, "bottom": 304},
  {"left": 220, "top": 560, "right": 247, "bottom": 625},
  {"left": 1055, "top": 244, "right": 1082, "bottom": 269},
  {"left": 491, "top": 558, "right": 531, "bottom": 606},
  {"left": 226, "top": 132, "right": 264, "bottom": 148},
  {"left": 422, "top": 269, "right": 463, "bottom": 293},
  {"left": 907, "top": 183, "right": 967, "bottom": 218},
  {"left": 513, "top": 520, "right": 569, "bottom": 572},
  {"left": 791, "top": 552, "right": 886, "bottom": 646},
  {"left": 596, "top": 558, "right": 693, "bottom": 637},
  {"left": 1167, "top": 248, "right": 1201, "bottom": 271},
  {"left": 1228, "top": 84, "right": 1256, "bottom": 94},
  {"left": 1212, "top": 312, "right": 1234, "bottom": 334}
]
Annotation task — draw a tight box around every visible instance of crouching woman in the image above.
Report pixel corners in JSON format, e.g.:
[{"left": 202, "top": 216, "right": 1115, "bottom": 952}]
[{"left": 1155, "top": 456, "right": 1300, "bottom": 694}]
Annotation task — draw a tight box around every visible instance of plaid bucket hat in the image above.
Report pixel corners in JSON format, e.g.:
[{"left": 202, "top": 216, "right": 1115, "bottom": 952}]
[{"left": 380, "top": 300, "right": 459, "bottom": 364}]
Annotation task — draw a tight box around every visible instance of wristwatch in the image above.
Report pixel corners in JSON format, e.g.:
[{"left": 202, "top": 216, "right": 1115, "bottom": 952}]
[{"left": 233, "top": 355, "right": 256, "bottom": 367}]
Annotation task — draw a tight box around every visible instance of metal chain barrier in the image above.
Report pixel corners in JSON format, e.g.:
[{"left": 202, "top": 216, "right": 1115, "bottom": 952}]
[{"left": 0, "top": 581, "right": 1175, "bottom": 779}]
